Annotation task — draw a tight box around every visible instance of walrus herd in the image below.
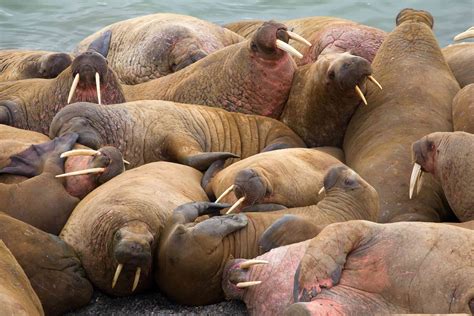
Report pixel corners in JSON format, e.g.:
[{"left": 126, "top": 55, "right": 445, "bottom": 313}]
[{"left": 0, "top": 7, "right": 472, "bottom": 315}]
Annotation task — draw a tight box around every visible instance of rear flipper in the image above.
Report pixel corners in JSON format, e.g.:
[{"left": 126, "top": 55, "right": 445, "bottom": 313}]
[{"left": 0, "top": 100, "right": 20, "bottom": 127}]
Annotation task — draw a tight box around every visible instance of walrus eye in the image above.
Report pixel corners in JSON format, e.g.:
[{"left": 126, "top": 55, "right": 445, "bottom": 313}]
[
  {"left": 251, "top": 42, "right": 258, "bottom": 52},
  {"left": 328, "top": 71, "right": 336, "bottom": 80}
]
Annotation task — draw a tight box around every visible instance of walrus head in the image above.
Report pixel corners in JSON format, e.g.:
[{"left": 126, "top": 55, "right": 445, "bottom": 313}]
[
  {"left": 396, "top": 8, "right": 434, "bottom": 29},
  {"left": 233, "top": 168, "right": 271, "bottom": 207},
  {"left": 28, "top": 52, "right": 72, "bottom": 79},
  {"left": 222, "top": 258, "right": 269, "bottom": 300}
]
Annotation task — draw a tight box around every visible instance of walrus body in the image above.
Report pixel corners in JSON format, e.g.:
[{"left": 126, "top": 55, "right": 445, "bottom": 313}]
[
  {"left": 49, "top": 101, "right": 306, "bottom": 169},
  {"left": 292, "top": 221, "right": 474, "bottom": 314},
  {"left": 75, "top": 13, "right": 243, "bottom": 84},
  {"left": 343, "top": 9, "right": 459, "bottom": 222},
  {"left": 452, "top": 84, "right": 474, "bottom": 133},
  {"left": 0, "top": 49, "right": 72, "bottom": 82},
  {"left": 442, "top": 42, "right": 474, "bottom": 87},
  {"left": 60, "top": 162, "right": 208, "bottom": 296},
  {"left": 0, "top": 240, "right": 44, "bottom": 316},
  {"left": 0, "top": 213, "right": 93, "bottom": 315}
]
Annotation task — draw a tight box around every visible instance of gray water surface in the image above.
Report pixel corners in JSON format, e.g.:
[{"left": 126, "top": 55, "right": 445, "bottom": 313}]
[{"left": 0, "top": 0, "right": 473, "bottom": 51}]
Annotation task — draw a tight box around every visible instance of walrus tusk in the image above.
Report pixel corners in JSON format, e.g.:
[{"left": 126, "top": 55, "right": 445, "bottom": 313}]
[
  {"left": 236, "top": 281, "right": 262, "bottom": 288},
  {"left": 276, "top": 39, "right": 303, "bottom": 59},
  {"left": 95, "top": 72, "right": 101, "bottom": 105},
  {"left": 123, "top": 159, "right": 130, "bottom": 165},
  {"left": 67, "top": 73, "right": 80, "bottom": 104},
  {"left": 215, "top": 185, "right": 235, "bottom": 203},
  {"left": 318, "top": 187, "right": 325, "bottom": 195},
  {"left": 453, "top": 26, "right": 474, "bottom": 41},
  {"left": 368, "top": 75, "right": 383, "bottom": 90},
  {"left": 131, "top": 267, "right": 141, "bottom": 292},
  {"left": 286, "top": 31, "right": 312, "bottom": 47},
  {"left": 355, "top": 85, "right": 368, "bottom": 105},
  {"left": 239, "top": 259, "right": 269, "bottom": 269},
  {"left": 60, "top": 149, "right": 100, "bottom": 158},
  {"left": 55, "top": 167, "right": 106, "bottom": 178},
  {"left": 409, "top": 163, "right": 423, "bottom": 199},
  {"left": 111, "top": 263, "right": 123, "bottom": 289},
  {"left": 226, "top": 197, "right": 245, "bottom": 214}
]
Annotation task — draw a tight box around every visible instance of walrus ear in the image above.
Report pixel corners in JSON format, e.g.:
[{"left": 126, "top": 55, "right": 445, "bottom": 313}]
[
  {"left": 0, "top": 133, "right": 78, "bottom": 177},
  {"left": 87, "top": 30, "right": 112, "bottom": 58}
]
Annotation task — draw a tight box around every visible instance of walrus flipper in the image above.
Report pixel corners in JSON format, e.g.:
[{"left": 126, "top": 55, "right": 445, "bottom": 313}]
[
  {"left": 0, "top": 100, "right": 19, "bottom": 126},
  {"left": 87, "top": 30, "right": 112, "bottom": 57},
  {"left": 191, "top": 214, "right": 248, "bottom": 239},
  {"left": 171, "top": 201, "right": 232, "bottom": 224}
]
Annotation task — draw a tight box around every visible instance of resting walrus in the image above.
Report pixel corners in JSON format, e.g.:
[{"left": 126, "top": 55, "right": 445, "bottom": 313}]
[
  {"left": 75, "top": 13, "right": 243, "bottom": 84},
  {"left": 343, "top": 8, "right": 459, "bottom": 222},
  {"left": 452, "top": 84, "right": 474, "bottom": 133},
  {"left": 0, "top": 213, "right": 93, "bottom": 315},
  {"left": 442, "top": 26, "right": 474, "bottom": 88},
  {"left": 0, "top": 240, "right": 44, "bottom": 316},
  {"left": 0, "top": 49, "right": 72, "bottom": 82}
]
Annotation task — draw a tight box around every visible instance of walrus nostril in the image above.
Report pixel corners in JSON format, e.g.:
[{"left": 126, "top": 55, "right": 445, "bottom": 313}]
[{"left": 114, "top": 242, "right": 152, "bottom": 267}]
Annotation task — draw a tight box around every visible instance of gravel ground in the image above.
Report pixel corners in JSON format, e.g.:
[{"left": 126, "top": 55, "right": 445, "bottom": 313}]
[{"left": 69, "top": 290, "right": 247, "bottom": 316}]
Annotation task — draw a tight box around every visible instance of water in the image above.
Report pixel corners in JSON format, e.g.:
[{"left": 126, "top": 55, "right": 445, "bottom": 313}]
[{"left": 0, "top": 0, "right": 472, "bottom": 51}]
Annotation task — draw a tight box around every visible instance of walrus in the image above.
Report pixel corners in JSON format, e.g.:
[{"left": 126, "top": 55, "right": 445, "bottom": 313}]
[
  {"left": 207, "top": 147, "right": 343, "bottom": 210},
  {"left": 442, "top": 26, "right": 474, "bottom": 88},
  {"left": 0, "top": 49, "right": 72, "bottom": 82},
  {"left": 343, "top": 8, "right": 459, "bottom": 222},
  {"left": 291, "top": 220, "right": 474, "bottom": 314},
  {"left": 452, "top": 84, "right": 474, "bottom": 133},
  {"left": 122, "top": 21, "right": 309, "bottom": 118},
  {"left": 410, "top": 131, "right": 474, "bottom": 222},
  {"left": 0, "top": 31, "right": 125, "bottom": 134},
  {"left": 0, "top": 133, "right": 125, "bottom": 234},
  {"left": 60, "top": 162, "right": 209, "bottom": 296},
  {"left": 0, "top": 240, "right": 44, "bottom": 316},
  {"left": 224, "top": 16, "right": 386, "bottom": 65},
  {"left": 155, "top": 164, "right": 378, "bottom": 305},
  {"left": 75, "top": 13, "right": 244, "bottom": 84},
  {"left": 0, "top": 213, "right": 93, "bottom": 315},
  {"left": 49, "top": 101, "right": 306, "bottom": 171}
]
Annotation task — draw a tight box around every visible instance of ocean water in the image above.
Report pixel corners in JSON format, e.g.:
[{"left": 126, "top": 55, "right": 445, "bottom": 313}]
[{"left": 0, "top": 0, "right": 472, "bottom": 51}]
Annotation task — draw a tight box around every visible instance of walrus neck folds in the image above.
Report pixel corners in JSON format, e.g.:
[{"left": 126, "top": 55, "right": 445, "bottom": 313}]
[{"left": 318, "top": 190, "right": 374, "bottom": 221}]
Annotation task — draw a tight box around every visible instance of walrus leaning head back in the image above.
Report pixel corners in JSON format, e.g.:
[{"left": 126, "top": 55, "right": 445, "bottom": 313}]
[
  {"left": 396, "top": 8, "right": 434, "bottom": 28},
  {"left": 250, "top": 21, "right": 301, "bottom": 61}
]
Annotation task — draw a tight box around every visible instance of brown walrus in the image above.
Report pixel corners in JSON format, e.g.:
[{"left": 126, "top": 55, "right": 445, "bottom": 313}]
[
  {"left": 292, "top": 221, "right": 474, "bottom": 314},
  {"left": 49, "top": 101, "right": 306, "bottom": 171},
  {"left": 343, "top": 8, "right": 459, "bottom": 222},
  {"left": 0, "top": 240, "right": 44, "bottom": 316},
  {"left": 60, "top": 162, "right": 209, "bottom": 296},
  {"left": 122, "top": 21, "right": 307, "bottom": 118},
  {"left": 155, "top": 164, "right": 378, "bottom": 306},
  {"left": 410, "top": 131, "right": 474, "bottom": 222},
  {"left": 442, "top": 26, "right": 474, "bottom": 88},
  {"left": 0, "top": 213, "right": 93, "bottom": 315},
  {"left": 75, "top": 13, "right": 243, "bottom": 84},
  {"left": 452, "top": 84, "right": 474, "bottom": 133},
  {"left": 0, "top": 49, "right": 72, "bottom": 82},
  {"left": 0, "top": 32, "right": 125, "bottom": 134}
]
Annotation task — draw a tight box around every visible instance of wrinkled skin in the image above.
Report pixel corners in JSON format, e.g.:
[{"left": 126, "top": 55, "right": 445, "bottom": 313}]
[
  {"left": 442, "top": 42, "right": 474, "bottom": 87},
  {"left": 209, "top": 147, "right": 342, "bottom": 209},
  {"left": 0, "top": 213, "right": 93, "bottom": 315},
  {"left": 60, "top": 162, "right": 208, "bottom": 296},
  {"left": 123, "top": 21, "right": 297, "bottom": 118},
  {"left": 292, "top": 221, "right": 474, "bottom": 314},
  {"left": 155, "top": 165, "right": 378, "bottom": 305},
  {"left": 0, "top": 50, "right": 72, "bottom": 82},
  {"left": 281, "top": 51, "right": 372, "bottom": 147},
  {"left": 452, "top": 84, "right": 474, "bottom": 133},
  {"left": 0, "top": 240, "right": 44, "bottom": 316},
  {"left": 0, "top": 33, "right": 125, "bottom": 134},
  {"left": 343, "top": 9, "right": 459, "bottom": 222},
  {"left": 411, "top": 132, "right": 474, "bottom": 222},
  {"left": 225, "top": 16, "right": 386, "bottom": 65},
  {"left": 49, "top": 101, "right": 306, "bottom": 170},
  {"left": 75, "top": 13, "right": 243, "bottom": 84}
]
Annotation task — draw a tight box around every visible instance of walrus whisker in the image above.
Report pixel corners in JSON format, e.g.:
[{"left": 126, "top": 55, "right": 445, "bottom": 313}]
[
  {"left": 215, "top": 184, "right": 235, "bottom": 203},
  {"left": 286, "top": 31, "right": 312, "bottom": 47},
  {"left": 368, "top": 75, "right": 383, "bottom": 90},
  {"left": 95, "top": 72, "right": 102, "bottom": 105},
  {"left": 111, "top": 263, "right": 123, "bottom": 289},
  {"left": 409, "top": 163, "right": 423, "bottom": 199},
  {"left": 275, "top": 39, "right": 303, "bottom": 59},
  {"left": 55, "top": 167, "right": 106, "bottom": 178},
  {"left": 226, "top": 197, "right": 245, "bottom": 214},
  {"left": 67, "top": 73, "right": 80, "bottom": 104},
  {"left": 131, "top": 267, "right": 141, "bottom": 292},
  {"left": 453, "top": 26, "right": 474, "bottom": 41},
  {"left": 60, "top": 149, "right": 100, "bottom": 158},
  {"left": 355, "top": 85, "right": 368, "bottom": 105},
  {"left": 239, "top": 259, "right": 269, "bottom": 269},
  {"left": 236, "top": 281, "right": 262, "bottom": 288}
]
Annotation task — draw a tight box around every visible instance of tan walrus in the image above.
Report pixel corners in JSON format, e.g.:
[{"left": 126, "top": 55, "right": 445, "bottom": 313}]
[
  {"left": 452, "top": 84, "right": 474, "bottom": 133},
  {"left": 442, "top": 26, "right": 474, "bottom": 88},
  {"left": 343, "top": 8, "right": 459, "bottom": 222},
  {"left": 0, "top": 240, "right": 44, "bottom": 316}
]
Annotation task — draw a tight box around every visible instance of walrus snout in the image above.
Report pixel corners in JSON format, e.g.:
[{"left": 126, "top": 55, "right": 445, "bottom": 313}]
[
  {"left": 329, "top": 54, "right": 372, "bottom": 91},
  {"left": 38, "top": 52, "right": 72, "bottom": 78},
  {"left": 222, "top": 258, "right": 268, "bottom": 300},
  {"left": 234, "top": 168, "right": 268, "bottom": 206},
  {"left": 72, "top": 51, "right": 108, "bottom": 84},
  {"left": 411, "top": 136, "right": 437, "bottom": 174}
]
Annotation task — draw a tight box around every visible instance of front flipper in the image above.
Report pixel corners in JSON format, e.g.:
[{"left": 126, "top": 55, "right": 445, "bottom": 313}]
[
  {"left": 171, "top": 201, "right": 231, "bottom": 225},
  {"left": 192, "top": 214, "right": 248, "bottom": 240},
  {"left": 0, "top": 133, "right": 78, "bottom": 177},
  {"left": 87, "top": 30, "right": 112, "bottom": 57},
  {"left": 0, "top": 100, "right": 20, "bottom": 126},
  {"left": 259, "top": 215, "right": 323, "bottom": 252},
  {"left": 241, "top": 203, "right": 287, "bottom": 213}
]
